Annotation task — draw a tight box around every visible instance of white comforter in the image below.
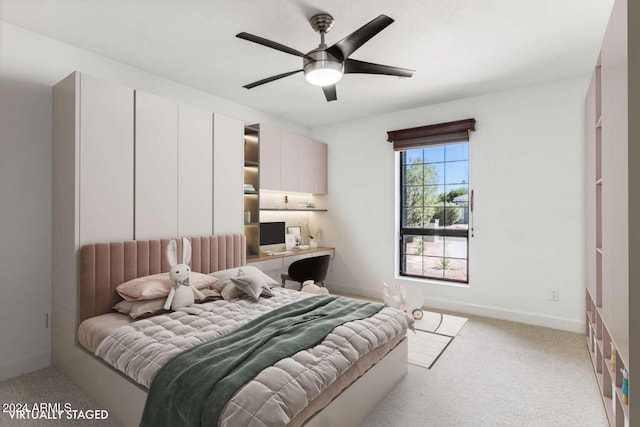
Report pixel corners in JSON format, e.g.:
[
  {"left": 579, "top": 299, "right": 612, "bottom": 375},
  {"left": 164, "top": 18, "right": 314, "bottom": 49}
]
[{"left": 96, "top": 289, "right": 411, "bottom": 426}]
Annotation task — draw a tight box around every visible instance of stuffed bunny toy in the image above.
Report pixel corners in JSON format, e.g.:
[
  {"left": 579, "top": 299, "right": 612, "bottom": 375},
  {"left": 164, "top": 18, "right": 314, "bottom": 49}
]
[{"left": 164, "top": 238, "right": 205, "bottom": 311}]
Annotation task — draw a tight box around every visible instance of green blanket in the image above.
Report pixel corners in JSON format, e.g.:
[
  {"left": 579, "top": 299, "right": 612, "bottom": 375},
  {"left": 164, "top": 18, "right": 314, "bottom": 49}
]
[{"left": 139, "top": 295, "right": 383, "bottom": 427}]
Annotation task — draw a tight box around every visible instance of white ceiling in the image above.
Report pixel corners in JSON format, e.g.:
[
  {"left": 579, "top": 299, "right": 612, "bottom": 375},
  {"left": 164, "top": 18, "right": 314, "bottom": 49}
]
[{"left": 1, "top": 0, "right": 613, "bottom": 127}]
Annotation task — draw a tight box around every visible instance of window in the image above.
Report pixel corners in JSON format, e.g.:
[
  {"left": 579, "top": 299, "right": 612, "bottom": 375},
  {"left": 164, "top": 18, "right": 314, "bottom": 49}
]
[
  {"left": 400, "top": 144, "right": 469, "bottom": 282},
  {"left": 387, "top": 118, "right": 475, "bottom": 284}
]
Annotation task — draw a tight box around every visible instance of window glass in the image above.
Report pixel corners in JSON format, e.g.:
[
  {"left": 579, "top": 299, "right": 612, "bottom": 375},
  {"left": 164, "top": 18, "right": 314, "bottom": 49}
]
[{"left": 400, "top": 142, "right": 469, "bottom": 283}]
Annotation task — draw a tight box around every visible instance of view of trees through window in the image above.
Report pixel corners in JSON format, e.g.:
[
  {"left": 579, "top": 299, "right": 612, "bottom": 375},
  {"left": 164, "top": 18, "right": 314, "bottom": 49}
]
[{"left": 400, "top": 143, "right": 469, "bottom": 282}]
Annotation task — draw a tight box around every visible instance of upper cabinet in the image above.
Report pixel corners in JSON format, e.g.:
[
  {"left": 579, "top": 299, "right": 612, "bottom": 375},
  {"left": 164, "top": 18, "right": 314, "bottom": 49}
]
[
  {"left": 178, "top": 103, "right": 213, "bottom": 236},
  {"left": 297, "top": 136, "right": 315, "bottom": 193},
  {"left": 135, "top": 90, "right": 179, "bottom": 239},
  {"left": 73, "top": 73, "right": 134, "bottom": 245},
  {"left": 258, "top": 125, "right": 328, "bottom": 195},
  {"left": 55, "top": 71, "right": 246, "bottom": 248},
  {"left": 313, "top": 140, "right": 328, "bottom": 195},
  {"left": 259, "top": 124, "right": 281, "bottom": 191},
  {"left": 280, "top": 130, "right": 300, "bottom": 192}
]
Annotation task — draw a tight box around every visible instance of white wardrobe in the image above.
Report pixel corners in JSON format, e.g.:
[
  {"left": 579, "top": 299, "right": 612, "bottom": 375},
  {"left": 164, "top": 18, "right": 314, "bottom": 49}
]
[{"left": 52, "top": 72, "right": 243, "bottom": 403}]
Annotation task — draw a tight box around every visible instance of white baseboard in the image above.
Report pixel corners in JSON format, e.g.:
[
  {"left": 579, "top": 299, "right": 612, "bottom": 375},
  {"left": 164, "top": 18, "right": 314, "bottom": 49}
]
[
  {"left": 0, "top": 352, "right": 51, "bottom": 383},
  {"left": 328, "top": 283, "right": 585, "bottom": 333}
]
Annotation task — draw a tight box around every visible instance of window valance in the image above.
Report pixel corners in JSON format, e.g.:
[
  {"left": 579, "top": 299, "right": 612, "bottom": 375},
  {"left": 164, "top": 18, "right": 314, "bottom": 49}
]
[{"left": 387, "top": 118, "right": 476, "bottom": 151}]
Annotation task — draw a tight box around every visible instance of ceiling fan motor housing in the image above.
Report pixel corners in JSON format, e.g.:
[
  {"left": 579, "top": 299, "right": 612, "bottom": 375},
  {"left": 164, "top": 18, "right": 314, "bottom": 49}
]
[
  {"left": 309, "top": 13, "right": 335, "bottom": 34},
  {"left": 303, "top": 48, "right": 344, "bottom": 86}
]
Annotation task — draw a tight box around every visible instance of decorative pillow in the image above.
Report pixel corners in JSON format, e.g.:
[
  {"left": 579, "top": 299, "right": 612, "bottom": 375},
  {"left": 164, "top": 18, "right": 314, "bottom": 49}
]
[
  {"left": 116, "top": 272, "right": 219, "bottom": 301},
  {"left": 230, "top": 275, "right": 270, "bottom": 302},
  {"left": 114, "top": 298, "right": 166, "bottom": 319},
  {"left": 199, "top": 288, "right": 222, "bottom": 302},
  {"left": 210, "top": 266, "right": 279, "bottom": 290},
  {"left": 220, "top": 283, "right": 244, "bottom": 301}
]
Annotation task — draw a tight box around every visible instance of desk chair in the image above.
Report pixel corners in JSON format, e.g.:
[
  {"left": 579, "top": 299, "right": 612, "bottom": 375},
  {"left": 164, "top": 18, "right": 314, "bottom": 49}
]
[{"left": 281, "top": 255, "right": 331, "bottom": 288}]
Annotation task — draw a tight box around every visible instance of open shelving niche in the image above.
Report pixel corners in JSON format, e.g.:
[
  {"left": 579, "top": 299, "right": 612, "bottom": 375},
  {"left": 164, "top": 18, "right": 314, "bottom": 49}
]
[
  {"left": 585, "top": 58, "right": 629, "bottom": 427},
  {"left": 244, "top": 125, "right": 260, "bottom": 258},
  {"left": 244, "top": 124, "right": 329, "bottom": 259}
]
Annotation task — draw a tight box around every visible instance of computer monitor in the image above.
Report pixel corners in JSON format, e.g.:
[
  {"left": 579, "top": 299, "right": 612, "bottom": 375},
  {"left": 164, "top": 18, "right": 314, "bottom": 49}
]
[{"left": 259, "top": 222, "right": 285, "bottom": 245}]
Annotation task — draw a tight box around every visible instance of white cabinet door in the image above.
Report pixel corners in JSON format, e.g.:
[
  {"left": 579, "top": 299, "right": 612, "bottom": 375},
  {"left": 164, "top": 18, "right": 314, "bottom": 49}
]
[
  {"left": 601, "top": 0, "right": 629, "bottom": 365},
  {"left": 178, "top": 103, "right": 213, "bottom": 236},
  {"left": 213, "top": 113, "right": 244, "bottom": 234},
  {"left": 280, "top": 130, "right": 299, "bottom": 192},
  {"left": 259, "top": 124, "right": 281, "bottom": 190},
  {"left": 79, "top": 74, "right": 134, "bottom": 245},
  {"left": 297, "top": 136, "right": 314, "bottom": 193},
  {"left": 135, "top": 90, "right": 178, "bottom": 239},
  {"left": 313, "top": 141, "right": 328, "bottom": 195}
]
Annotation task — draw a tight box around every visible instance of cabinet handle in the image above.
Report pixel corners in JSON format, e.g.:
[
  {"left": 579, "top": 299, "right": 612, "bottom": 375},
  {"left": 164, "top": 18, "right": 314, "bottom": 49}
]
[{"left": 470, "top": 189, "right": 475, "bottom": 238}]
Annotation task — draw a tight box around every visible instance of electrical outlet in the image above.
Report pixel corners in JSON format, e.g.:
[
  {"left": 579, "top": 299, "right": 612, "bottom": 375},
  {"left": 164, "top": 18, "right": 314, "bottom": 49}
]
[{"left": 549, "top": 289, "right": 560, "bottom": 301}]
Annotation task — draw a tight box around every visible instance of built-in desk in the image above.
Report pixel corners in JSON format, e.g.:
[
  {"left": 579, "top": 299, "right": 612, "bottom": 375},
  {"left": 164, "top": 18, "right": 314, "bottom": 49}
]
[{"left": 247, "top": 247, "right": 335, "bottom": 284}]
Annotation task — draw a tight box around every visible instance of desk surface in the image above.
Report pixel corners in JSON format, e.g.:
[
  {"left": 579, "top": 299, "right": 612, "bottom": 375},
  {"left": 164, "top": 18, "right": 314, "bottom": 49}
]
[{"left": 247, "top": 246, "right": 334, "bottom": 263}]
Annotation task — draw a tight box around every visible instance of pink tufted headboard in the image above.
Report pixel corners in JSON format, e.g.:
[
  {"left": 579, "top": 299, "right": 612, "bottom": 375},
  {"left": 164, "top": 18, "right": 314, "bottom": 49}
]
[{"left": 79, "top": 234, "right": 246, "bottom": 321}]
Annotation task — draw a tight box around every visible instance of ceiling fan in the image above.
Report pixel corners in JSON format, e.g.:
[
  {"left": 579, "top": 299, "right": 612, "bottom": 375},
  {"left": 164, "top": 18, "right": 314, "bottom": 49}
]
[{"left": 236, "top": 13, "right": 415, "bottom": 102}]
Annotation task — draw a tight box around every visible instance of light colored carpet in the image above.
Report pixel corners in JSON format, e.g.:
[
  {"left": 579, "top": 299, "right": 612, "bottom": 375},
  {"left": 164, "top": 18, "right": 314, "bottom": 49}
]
[
  {"left": 0, "top": 368, "right": 121, "bottom": 426},
  {"left": 363, "top": 316, "right": 608, "bottom": 427},
  {"left": 0, "top": 316, "right": 607, "bottom": 427}
]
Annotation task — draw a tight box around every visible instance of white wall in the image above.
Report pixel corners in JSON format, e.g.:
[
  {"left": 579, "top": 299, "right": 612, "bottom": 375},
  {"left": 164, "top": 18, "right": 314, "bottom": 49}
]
[
  {"left": 311, "top": 76, "right": 589, "bottom": 332},
  {"left": 0, "top": 21, "right": 308, "bottom": 381}
]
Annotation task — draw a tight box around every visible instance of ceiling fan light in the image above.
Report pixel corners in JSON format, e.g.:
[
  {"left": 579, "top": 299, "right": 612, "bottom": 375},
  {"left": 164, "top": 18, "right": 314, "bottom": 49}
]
[{"left": 304, "top": 61, "right": 343, "bottom": 86}]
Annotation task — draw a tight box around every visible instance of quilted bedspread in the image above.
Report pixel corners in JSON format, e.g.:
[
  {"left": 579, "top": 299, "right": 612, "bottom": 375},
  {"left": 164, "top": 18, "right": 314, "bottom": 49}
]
[{"left": 95, "top": 288, "right": 412, "bottom": 426}]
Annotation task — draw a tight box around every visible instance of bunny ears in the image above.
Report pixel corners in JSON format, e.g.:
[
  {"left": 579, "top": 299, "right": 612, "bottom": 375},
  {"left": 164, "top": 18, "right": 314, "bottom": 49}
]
[{"left": 166, "top": 238, "right": 192, "bottom": 268}]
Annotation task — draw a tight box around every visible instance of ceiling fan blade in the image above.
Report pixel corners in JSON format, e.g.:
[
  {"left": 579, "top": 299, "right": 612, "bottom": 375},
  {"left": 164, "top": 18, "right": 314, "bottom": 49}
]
[
  {"left": 326, "top": 15, "right": 394, "bottom": 61},
  {"left": 344, "top": 59, "right": 415, "bottom": 77},
  {"left": 243, "top": 70, "right": 303, "bottom": 89},
  {"left": 236, "top": 32, "right": 309, "bottom": 58},
  {"left": 322, "top": 85, "right": 337, "bottom": 102}
]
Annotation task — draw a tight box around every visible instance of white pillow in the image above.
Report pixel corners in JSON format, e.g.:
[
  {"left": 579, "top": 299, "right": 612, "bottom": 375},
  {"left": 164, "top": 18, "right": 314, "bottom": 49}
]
[
  {"left": 210, "top": 266, "right": 279, "bottom": 290},
  {"left": 114, "top": 298, "right": 166, "bottom": 319},
  {"left": 116, "top": 272, "right": 218, "bottom": 301}
]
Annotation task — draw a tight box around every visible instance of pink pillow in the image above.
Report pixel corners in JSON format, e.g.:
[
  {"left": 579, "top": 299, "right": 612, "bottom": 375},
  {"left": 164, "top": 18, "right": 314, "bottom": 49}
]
[{"left": 116, "top": 272, "right": 218, "bottom": 301}]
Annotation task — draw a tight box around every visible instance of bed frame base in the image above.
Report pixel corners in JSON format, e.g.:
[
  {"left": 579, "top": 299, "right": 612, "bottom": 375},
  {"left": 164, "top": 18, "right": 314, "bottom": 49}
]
[
  {"left": 58, "top": 338, "right": 407, "bottom": 427},
  {"left": 304, "top": 337, "right": 408, "bottom": 427}
]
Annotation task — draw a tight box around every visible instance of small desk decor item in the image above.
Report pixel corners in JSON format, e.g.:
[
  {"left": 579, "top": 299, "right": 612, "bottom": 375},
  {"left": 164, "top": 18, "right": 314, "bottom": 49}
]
[
  {"left": 285, "top": 233, "right": 297, "bottom": 249},
  {"left": 288, "top": 226, "right": 302, "bottom": 245},
  {"left": 284, "top": 195, "right": 289, "bottom": 209}
]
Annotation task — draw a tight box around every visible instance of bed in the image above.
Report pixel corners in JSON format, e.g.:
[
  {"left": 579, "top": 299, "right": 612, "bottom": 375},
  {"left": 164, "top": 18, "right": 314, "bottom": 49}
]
[{"left": 75, "top": 234, "right": 410, "bottom": 426}]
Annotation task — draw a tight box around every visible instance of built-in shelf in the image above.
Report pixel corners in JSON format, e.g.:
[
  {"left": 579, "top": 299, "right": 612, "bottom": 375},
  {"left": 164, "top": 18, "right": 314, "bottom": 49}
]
[
  {"left": 596, "top": 178, "right": 603, "bottom": 185},
  {"left": 615, "top": 385, "right": 630, "bottom": 419},
  {"left": 260, "top": 208, "right": 328, "bottom": 212},
  {"left": 244, "top": 124, "right": 260, "bottom": 257}
]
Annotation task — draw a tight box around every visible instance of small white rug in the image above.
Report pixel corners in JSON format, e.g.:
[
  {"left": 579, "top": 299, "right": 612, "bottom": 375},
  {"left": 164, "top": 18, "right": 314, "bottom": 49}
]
[
  {"left": 408, "top": 330, "right": 452, "bottom": 369},
  {"left": 408, "top": 310, "right": 468, "bottom": 369}
]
